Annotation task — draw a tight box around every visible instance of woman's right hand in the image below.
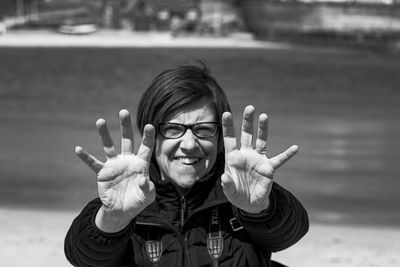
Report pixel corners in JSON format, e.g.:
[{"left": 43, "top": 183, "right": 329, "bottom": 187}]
[{"left": 75, "top": 109, "right": 156, "bottom": 232}]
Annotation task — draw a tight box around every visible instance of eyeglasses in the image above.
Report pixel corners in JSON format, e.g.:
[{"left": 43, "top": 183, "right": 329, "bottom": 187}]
[{"left": 158, "top": 122, "right": 219, "bottom": 139}]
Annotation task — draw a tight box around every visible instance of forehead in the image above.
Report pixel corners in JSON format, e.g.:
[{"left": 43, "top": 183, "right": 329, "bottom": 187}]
[{"left": 167, "top": 99, "right": 216, "bottom": 123}]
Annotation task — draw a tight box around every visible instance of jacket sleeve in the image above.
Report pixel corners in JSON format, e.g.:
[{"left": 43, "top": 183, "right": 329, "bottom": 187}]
[
  {"left": 236, "top": 182, "right": 309, "bottom": 252},
  {"left": 64, "top": 198, "right": 133, "bottom": 267}
]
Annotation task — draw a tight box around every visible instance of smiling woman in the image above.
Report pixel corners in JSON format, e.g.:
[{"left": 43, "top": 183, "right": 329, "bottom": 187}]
[
  {"left": 154, "top": 98, "right": 219, "bottom": 189},
  {"left": 64, "top": 62, "right": 309, "bottom": 267}
]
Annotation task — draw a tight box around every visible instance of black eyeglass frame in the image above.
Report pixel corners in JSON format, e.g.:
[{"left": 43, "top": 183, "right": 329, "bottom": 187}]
[{"left": 158, "top": 122, "right": 219, "bottom": 139}]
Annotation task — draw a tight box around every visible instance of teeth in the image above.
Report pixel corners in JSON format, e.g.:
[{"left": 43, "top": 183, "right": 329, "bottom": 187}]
[{"left": 176, "top": 157, "right": 200, "bottom": 164}]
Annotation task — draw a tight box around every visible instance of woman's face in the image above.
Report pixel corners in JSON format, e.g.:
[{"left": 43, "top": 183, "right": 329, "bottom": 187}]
[{"left": 155, "top": 98, "right": 219, "bottom": 188}]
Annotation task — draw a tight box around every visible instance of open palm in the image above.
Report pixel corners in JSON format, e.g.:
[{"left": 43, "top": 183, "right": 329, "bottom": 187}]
[
  {"left": 75, "top": 109, "right": 156, "bottom": 219},
  {"left": 221, "top": 106, "right": 299, "bottom": 214}
]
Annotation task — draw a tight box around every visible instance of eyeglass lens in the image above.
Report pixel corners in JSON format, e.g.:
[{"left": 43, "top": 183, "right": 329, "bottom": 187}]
[{"left": 159, "top": 123, "right": 218, "bottom": 139}]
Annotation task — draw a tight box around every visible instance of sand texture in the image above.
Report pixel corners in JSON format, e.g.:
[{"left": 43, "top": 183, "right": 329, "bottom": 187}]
[{"left": 1, "top": 208, "right": 399, "bottom": 267}]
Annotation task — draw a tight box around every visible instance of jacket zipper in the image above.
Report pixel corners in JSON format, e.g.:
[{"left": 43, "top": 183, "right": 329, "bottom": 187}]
[
  {"left": 180, "top": 196, "right": 187, "bottom": 228},
  {"left": 180, "top": 196, "right": 192, "bottom": 267}
]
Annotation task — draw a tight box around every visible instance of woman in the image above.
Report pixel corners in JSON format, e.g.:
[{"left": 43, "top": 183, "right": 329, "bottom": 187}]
[{"left": 65, "top": 63, "right": 308, "bottom": 267}]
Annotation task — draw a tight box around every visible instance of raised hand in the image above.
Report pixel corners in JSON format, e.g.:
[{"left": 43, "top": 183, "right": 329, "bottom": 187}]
[
  {"left": 75, "top": 109, "right": 156, "bottom": 231},
  {"left": 221, "top": 105, "right": 299, "bottom": 214}
]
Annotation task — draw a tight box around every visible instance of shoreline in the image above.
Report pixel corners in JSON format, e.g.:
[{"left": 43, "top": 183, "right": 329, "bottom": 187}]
[
  {"left": 1, "top": 29, "right": 399, "bottom": 53},
  {"left": 1, "top": 207, "right": 399, "bottom": 267},
  {"left": 0, "top": 29, "right": 292, "bottom": 49}
]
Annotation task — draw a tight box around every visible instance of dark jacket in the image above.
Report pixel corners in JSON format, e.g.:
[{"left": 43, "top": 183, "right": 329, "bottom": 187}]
[{"left": 64, "top": 170, "right": 308, "bottom": 267}]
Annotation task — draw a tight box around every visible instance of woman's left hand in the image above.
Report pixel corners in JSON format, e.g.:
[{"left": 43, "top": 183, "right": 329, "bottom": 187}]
[{"left": 221, "top": 105, "right": 299, "bottom": 214}]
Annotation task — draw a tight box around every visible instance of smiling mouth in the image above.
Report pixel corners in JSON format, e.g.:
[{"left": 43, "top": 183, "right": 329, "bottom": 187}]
[{"left": 175, "top": 157, "right": 201, "bottom": 165}]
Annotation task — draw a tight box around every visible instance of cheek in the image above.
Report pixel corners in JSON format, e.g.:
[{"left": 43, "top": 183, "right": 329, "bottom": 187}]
[
  {"left": 203, "top": 139, "right": 219, "bottom": 163},
  {"left": 155, "top": 139, "right": 178, "bottom": 168}
]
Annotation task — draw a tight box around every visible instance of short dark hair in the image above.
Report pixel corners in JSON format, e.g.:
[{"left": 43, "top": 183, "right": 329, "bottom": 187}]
[
  {"left": 136, "top": 62, "right": 231, "bottom": 179},
  {"left": 137, "top": 62, "right": 231, "bottom": 134}
]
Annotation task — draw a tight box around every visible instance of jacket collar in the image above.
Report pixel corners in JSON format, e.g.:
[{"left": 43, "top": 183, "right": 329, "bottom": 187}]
[{"left": 137, "top": 161, "right": 228, "bottom": 227}]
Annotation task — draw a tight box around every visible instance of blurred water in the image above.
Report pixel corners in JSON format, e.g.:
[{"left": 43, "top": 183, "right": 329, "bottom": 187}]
[{"left": 0, "top": 46, "right": 399, "bottom": 227}]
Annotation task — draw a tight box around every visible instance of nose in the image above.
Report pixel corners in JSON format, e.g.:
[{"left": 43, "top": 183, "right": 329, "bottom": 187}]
[{"left": 179, "top": 129, "right": 197, "bottom": 151}]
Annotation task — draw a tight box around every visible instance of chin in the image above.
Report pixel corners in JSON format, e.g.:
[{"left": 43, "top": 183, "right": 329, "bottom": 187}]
[{"left": 175, "top": 177, "right": 199, "bottom": 189}]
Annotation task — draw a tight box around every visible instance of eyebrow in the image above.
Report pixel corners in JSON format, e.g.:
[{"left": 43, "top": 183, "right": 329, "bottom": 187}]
[{"left": 162, "top": 121, "right": 217, "bottom": 124}]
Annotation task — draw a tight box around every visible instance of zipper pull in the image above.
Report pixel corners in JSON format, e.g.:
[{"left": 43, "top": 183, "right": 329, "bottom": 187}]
[{"left": 180, "top": 196, "right": 187, "bottom": 227}]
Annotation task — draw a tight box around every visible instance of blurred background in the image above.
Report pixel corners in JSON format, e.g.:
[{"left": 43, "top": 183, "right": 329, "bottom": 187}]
[{"left": 1, "top": 0, "right": 400, "bottom": 266}]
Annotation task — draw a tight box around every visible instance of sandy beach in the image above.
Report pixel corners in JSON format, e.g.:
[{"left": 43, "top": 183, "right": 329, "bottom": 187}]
[{"left": 0, "top": 208, "right": 399, "bottom": 267}]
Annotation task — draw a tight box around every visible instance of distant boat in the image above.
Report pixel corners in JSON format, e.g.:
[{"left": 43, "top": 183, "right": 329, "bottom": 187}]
[{"left": 58, "top": 22, "right": 98, "bottom": 35}]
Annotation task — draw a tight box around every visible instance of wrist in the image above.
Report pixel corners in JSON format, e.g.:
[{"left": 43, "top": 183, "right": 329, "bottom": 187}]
[
  {"left": 95, "top": 206, "right": 134, "bottom": 233},
  {"left": 239, "top": 199, "right": 270, "bottom": 216}
]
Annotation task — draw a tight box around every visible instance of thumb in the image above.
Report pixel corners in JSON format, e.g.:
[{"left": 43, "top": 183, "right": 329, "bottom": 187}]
[
  {"left": 221, "top": 173, "right": 236, "bottom": 196},
  {"left": 137, "top": 174, "right": 155, "bottom": 195}
]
